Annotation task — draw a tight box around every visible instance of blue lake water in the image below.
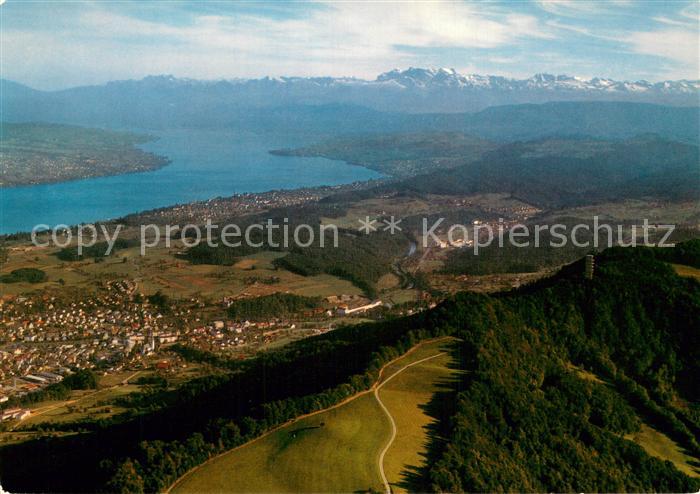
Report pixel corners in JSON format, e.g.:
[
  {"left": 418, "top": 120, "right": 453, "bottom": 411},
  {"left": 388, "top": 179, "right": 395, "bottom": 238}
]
[{"left": 0, "top": 129, "right": 380, "bottom": 234}]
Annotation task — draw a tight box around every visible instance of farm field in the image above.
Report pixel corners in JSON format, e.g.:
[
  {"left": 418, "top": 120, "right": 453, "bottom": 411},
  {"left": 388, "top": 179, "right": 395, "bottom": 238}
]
[
  {"left": 171, "top": 337, "right": 457, "bottom": 493},
  {"left": 0, "top": 242, "right": 363, "bottom": 300}
]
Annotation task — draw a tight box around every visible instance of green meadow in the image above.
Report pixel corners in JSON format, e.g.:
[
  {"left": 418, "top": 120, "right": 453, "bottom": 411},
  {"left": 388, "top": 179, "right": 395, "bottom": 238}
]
[{"left": 171, "top": 338, "right": 458, "bottom": 493}]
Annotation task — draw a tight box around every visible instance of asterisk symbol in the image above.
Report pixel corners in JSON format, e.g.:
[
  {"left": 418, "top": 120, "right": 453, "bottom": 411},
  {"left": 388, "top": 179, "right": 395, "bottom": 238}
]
[
  {"left": 358, "top": 216, "right": 378, "bottom": 234},
  {"left": 383, "top": 216, "right": 402, "bottom": 234}
]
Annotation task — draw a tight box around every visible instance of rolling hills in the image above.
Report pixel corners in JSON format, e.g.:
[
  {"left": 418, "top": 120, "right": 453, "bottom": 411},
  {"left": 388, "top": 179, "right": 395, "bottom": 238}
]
[
  {"left": 291, "top": 133, "right": 699, "bottom": 208},
  {"left": 1, "top": 243, "right": 698, "bottom": 493},
  {"left": 0, "top": 122, "right": 169, "bottom": 186}
]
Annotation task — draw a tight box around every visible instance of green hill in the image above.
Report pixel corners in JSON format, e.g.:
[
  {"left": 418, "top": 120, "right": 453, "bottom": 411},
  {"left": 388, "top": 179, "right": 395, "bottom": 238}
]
[
  {"left": 425, "top": 244, "right": 700, "bottom": 491},
  {"left": 171, "top": 338, "right": 458, "bottom": 493},
  {"left": 0, "top": 122, "right": 169, "bottom": 186},
  {"left": 296, "top": 134, "right": 698, "bottom": 208},
  {"left": 1, "top": 243, "right": 698, "bottom": 493},
  {"left": 172, "top": 393, "right": 387, "bottom": 493}
]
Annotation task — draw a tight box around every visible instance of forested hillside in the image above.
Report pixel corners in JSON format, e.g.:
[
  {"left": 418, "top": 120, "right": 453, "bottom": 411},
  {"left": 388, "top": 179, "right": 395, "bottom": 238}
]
[
  {"left": 0, "top": 243, "right": 698, "bottom": 492},
  {"left": 425, "top": 244, "right": 700, "bottom": 491},
  {"left": 447, "top": 135, "right": 700, "bottom": 207},
  {"left": 271, "top": 133, "right": 497, "bottom": 177},
  {"left": 305, "top": 134, "right": 699, "bottom": 208}
]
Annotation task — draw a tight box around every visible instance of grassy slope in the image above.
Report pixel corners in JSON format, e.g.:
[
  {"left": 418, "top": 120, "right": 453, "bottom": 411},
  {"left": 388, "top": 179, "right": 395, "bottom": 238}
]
[
  {"left": 379, "top": 347, "right": 460, "bottom": 493},
  {"left": 565, "top": 362, "right": 700, "bottom": 479},
  {"left": 672, "top": 263, "right": 700, "bottom": 280},
  {"left": 626, "top": 424, "right": 700, "bottom": 478},
  {"left": 174, "top": 393, "right": 387, "bottom": 493},
  {"left": 172, "top": 338, "right": 455, "bottom": 493}
]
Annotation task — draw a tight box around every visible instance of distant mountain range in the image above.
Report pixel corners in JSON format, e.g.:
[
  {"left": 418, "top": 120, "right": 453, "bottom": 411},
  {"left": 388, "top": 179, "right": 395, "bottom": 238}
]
[
  {"left": 2, "top": 68, "right": 699, "bottom": 118},
  {"left": 1, "top": 69, "right": 698, "bottom": 142},
  {"left": 378, "top": 67, "right": 699, "bottom": 95}
]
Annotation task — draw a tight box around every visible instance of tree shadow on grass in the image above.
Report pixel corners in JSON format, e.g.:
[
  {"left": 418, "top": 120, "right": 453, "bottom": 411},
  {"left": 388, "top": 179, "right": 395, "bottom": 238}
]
[{"left": 393, "top": 339, "right": 469, "bottom": 493}]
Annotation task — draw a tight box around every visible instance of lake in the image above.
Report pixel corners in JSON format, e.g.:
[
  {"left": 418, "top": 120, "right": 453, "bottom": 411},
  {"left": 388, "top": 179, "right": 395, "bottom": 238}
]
[{"left": 0, "top": 129, "right": 380, "bottom": 234}]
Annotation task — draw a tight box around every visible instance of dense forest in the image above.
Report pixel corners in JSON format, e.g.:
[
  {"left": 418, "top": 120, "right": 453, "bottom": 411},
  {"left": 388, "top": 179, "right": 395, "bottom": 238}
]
[
  {"left": 401, "top": 136, "right": 700, "bottom": 208},
  {"left": 226, "top": 293, "right": 320, "bottom": 320},
  {"left": 425, "top": 243, "right": 700, "bottom": 491},
  {"left": 441, "top": 219, "right": 699, "bottom": 276},
  {"left": 55, "top": 239, "right": 136, "bottom": 261},
  {"left": 271, "top": 132, "right": 496, "bottom": 178},
  {"left": 182, "top": 213, "right": 409, "bottom": 298},
  {"left": 1, "top": 242, "right": 698, "bottom": 492},
  {"left": 273, "top": 230, "right": 409, "bottom": 298},
  {"left": 287, "top": 134, "right": 699, "bottom": 209}
]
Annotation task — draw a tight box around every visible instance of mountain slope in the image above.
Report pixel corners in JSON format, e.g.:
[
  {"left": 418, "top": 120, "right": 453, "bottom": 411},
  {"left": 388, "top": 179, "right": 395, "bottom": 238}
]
[
  {"left": 459, "top": 101, "right": 700, "bottom": 142},
  {"left": 288, "top": 134, "right": 699, "bottom": 207},
  {"left": 424, "top": 245, "right": 700, "bottom": 491},
  {"left": 1, "top": 68, "right": 698, "bottom": 127},
  {"left": 1, "top": 245, "right": 698, "bottom": 493},
  {"left": 395, "top": 135, "right": 700, "bottom": 207}
]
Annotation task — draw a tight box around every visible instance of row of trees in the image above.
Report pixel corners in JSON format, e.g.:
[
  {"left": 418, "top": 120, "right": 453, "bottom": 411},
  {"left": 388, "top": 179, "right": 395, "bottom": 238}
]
[
  {"left": 0, "top": 267, "right": 47, "bottom": 284},
  {"left": 55, "top": 239, "right": 135, "bottom": 261}
]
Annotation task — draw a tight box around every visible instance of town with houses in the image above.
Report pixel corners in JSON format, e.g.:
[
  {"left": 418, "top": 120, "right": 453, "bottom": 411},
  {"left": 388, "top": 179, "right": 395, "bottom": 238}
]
[
  {"left": 0, "top": 186, "right": 542, "bottom": 429},
  {"left": 122, "top": 182, "right": 378, "bottom": 226},
  {"left": 0, "top": 276, "right": 404, "bottom": 425}
]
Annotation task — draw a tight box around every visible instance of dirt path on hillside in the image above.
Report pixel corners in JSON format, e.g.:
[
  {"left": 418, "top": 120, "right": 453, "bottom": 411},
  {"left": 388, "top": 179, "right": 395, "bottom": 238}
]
[
  {"left": 165, "top": 337, "right": 453, "bottom": 493},
  {"left": 374, "top": 352, "right": 445, "bottom": 494}
]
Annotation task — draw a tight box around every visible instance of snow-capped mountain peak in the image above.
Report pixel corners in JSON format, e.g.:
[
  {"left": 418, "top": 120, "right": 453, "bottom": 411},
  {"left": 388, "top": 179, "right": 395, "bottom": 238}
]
[
  {"left": 374, "top": 68, "right": 699, "bottom": 95},
  {"left": 7, "top": 67, "right": 697, "bottom": 115}
]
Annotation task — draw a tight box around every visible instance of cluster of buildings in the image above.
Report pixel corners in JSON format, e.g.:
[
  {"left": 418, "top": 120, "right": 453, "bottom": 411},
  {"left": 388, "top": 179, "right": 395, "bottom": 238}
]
[
  {"left": 0, "top": 280, "right": 369, "bottom": 403},
  {"left": 335, "top": 300, "right": 383, "bottom": 316},
  {"left": 0, "top": 280, "right": 194, "bottom": 401},
  {"left": 0, "top": 267, "right": 396, "bottom": 407},
  {"left": 186, "top": 319, "right": 296, "bottom": 352},
  {"left": 1, "top": 407, "right": 31, "bottom": 422},
  {"left": 124, "top": 183, "right": 371, "bottom": 226}
]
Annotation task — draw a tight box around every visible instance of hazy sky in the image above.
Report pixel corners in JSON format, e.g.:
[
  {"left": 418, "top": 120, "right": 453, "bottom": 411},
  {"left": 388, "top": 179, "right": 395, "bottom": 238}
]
[{"left": 1, "top": 0, "right": 698, "bottom": 90}]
